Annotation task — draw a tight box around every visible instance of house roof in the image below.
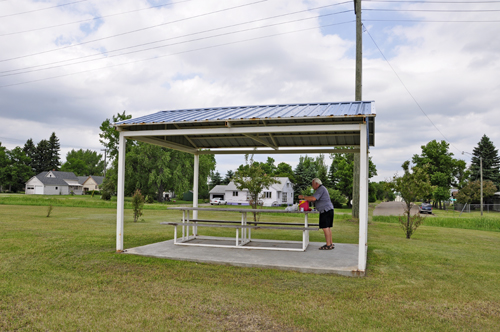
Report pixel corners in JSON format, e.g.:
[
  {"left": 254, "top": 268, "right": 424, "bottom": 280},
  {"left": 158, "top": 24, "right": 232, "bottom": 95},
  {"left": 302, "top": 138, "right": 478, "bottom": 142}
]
[
  {"left": 90, "top": 176, "right": 105, "bottom": 185},
  {"left": 209, "top": 185, "right": 227, "bottom": 194},
  {"left": 78, "top": 176, "right": 89, "bottom": 184},
  {"left": 31, "top": 171, "right": 81, "bottom": 186},
  {"left": 113, "top": 101, "right": 376, "bottom": 154},
  {"left": 269, "top": 177, "right": 292, "bottom": 191}
]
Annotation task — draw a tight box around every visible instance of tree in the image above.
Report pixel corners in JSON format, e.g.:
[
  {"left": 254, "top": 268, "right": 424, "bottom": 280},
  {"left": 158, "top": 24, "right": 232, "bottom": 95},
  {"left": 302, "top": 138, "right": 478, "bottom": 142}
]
[
  {"left": 328, "top": 153, "right": 353, "bottom": 205},
  {"left": 453, "top": 159, "right": 470, "bottom": 189},
  {"left": 387, "top": 161, "right": 434, "bottom": 239},
  {"left": 327, "top": 188, "right": 346, "bottom": 208},
  {"left": 470, "top": 135, "right": 500, "bottom": 188},
  {"left": 60, "top": 149, "right": 105, "bottom": 176},
  {"left": 456, "top": 180, "right": 497, "bottom": 204},
  {"left": 197, "top": 153, "right": 216, "bottom": 200},
  {"left": 34, "top": 139, "right": 52, "bottom": 173},
  {"left": 210, "top": 171, "right": 223, "bottom": 189},
  {"left": 328, "top": 152, "right": 377, "bottom": 208},
  {"left": 314, "top": 154, "right": 329, "bottom": 186},
  {"left": 261, "top": 157, "right": 277, "bottom": 175},
  {"left": 274, "top": 162, "right": 296, "bottom": 183},
  {"left": 0, "top": 142, "right": 9, "bottom": 192},
  {"left": 293, "top": 156, "right": 317, "bottom": 201},
  {"left": 99, "top": 111, "right": 133, "bottom": 161},
  {"left": 125, "top": 143, "right": 216, "bottom": 202},
  {"left": 4, "top": 147, "right": 33, "bottom": 192},
  {"left": 131, "top": 189, "right": 145, "bottom": 222},
  {"left": 48, "top": 132, "right": 61, "bottom": 171},
  {"left": 222, "top": 170, "right": 234, "bottom": 185},
  {"left": 233, "top": 155, "right": 279, "bottom": 221},
  {"left": 412, "top": 140, "right": 460, "bottom": 209},
  {"left": 23, "top": 139, "right": 37, "bottom": 174}
]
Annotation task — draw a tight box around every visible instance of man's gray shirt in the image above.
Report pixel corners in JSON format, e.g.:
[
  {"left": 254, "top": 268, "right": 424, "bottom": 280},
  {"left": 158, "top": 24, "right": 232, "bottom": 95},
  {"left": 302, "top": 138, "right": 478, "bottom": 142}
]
[{"left": 312, "top": 185, "right": 334, "bottom": 213}]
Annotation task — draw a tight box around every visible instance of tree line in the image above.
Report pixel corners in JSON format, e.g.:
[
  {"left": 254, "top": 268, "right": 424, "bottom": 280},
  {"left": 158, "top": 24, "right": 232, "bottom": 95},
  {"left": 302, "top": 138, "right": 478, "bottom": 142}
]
[
  {"left": 406, "top": 135, "right": 499, "bottom": 208},
  {"left": 0, "top": 133, "right": 61, "bottom": 192},
  {"left": 0, "top": 132, "right": 109, "bottom": 193},
  {"left": 98, "top": 112, "right": 216, "bottom": 202},
  {"left": 209, "top": 151, "right": 393, "bottom": 208}
]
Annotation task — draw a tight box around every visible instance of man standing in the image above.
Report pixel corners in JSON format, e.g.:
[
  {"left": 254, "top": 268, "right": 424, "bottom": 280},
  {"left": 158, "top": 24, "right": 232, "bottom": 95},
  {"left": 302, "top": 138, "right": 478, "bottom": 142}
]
[{"left": 298, "top": 178, "right": 334, "bottom": 250}]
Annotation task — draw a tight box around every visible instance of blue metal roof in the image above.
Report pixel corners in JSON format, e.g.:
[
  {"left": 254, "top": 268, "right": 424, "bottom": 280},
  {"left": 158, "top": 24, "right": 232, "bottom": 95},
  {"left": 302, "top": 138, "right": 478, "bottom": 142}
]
[{"left": 115, "top": 101, "right": 375, "bottom": 126}]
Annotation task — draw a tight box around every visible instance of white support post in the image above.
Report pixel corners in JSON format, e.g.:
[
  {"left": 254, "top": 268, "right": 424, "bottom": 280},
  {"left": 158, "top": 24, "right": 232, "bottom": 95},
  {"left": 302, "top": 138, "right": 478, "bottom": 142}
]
[
  {"left": 358, "top": 123, "right": 368, "bottom": 271},
  {"left": 116, "top": 132, "right": 126, "bottom": 252},
  {"left": 193, "top": 154, "right": 199, "bottom": 220}
]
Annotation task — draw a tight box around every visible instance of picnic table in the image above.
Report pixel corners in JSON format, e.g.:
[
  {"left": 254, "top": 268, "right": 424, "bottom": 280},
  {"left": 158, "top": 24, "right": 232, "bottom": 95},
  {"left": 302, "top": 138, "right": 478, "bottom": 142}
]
[{"left": 162, "top": 207, "right": 319, "bottom": 251}]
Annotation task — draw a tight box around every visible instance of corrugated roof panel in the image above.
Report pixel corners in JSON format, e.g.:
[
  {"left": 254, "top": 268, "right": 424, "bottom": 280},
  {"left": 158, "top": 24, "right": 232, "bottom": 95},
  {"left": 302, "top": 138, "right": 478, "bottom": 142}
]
[{"left": 115, "top": 101, "right": 375, "bottom": 126}]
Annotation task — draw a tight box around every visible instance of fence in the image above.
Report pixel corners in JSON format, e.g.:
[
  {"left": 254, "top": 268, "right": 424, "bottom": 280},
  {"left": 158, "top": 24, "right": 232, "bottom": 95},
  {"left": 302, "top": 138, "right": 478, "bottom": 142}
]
[{"left": 454, "top": 203, "right": 500, "bottom": 213}]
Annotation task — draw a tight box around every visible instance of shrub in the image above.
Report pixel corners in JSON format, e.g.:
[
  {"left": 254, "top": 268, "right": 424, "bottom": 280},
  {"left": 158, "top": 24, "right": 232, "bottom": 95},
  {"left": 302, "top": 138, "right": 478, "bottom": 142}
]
[
  {"left": 132, "top": 189, "right": 145, "bottom": 222},
  {"left": 46, "top": 205, "right": 53, "bottom": 217},
  {"left": 101, "top": 190, "right": 111, "bottom": 201},
  {"left": 328, "top": 188, "right": 346, "bottom": 208},
  {"left": 145, "top": 195, "right": 154, "bottom": 204},
  {"left": 369, "top": 192, "right": 377, "bottom": 203}
]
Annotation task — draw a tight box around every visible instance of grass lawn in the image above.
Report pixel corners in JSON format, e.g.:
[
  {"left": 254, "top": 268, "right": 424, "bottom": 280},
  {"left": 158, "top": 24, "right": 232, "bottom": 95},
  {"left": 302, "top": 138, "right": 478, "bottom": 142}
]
[{"left": 1, "top": 203, "right": 499, "bottom": 331}]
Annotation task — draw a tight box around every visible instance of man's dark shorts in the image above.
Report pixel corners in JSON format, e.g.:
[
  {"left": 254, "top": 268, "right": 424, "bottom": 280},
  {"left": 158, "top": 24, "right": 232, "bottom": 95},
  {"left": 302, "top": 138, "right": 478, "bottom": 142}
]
[{"left": 319, "top": 209, "right": 334, "bottom": 229}]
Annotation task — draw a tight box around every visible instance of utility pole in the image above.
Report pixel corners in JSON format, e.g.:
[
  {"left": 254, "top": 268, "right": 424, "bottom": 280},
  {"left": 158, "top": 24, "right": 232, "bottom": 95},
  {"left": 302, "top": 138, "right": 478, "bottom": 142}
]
[{"left": 352, "top": 0, "right": 362, "bottom": 219}]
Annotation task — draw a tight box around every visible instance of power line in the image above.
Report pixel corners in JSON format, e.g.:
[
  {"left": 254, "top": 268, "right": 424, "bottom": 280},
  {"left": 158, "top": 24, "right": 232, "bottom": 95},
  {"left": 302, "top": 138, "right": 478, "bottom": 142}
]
[
  {"left": 0, "top": 0, "right": 269, "bottom": 63},
  {"left": 363, "top": 24, "right": 462, "bottom": 154},
  {"left": 0, "top": 0, "right": 89, "bottom": 18},
  {"left": 0, "top": 20, "right": 355, "bottom": 89},
  {"left": 365, "top": 19, "right": 500, "bottom": 22},
  {"left": 0, "top": 0, "right": 196, "bottom": 37},
  {"left": 0, "top": 9, "right": 353, "bottom": 77},
  {"left": 364, "top": 8, "right": 500, "bottom": 12},
  {"left": 362, "top": 0, "right": 500, "bottom": 3}
]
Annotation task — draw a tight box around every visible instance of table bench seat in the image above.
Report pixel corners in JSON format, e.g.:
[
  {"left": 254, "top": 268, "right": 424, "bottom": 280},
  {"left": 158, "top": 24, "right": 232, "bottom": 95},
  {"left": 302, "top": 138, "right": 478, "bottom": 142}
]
[{"left": 179, "top": 219, "right": 320, "bottom": 227}]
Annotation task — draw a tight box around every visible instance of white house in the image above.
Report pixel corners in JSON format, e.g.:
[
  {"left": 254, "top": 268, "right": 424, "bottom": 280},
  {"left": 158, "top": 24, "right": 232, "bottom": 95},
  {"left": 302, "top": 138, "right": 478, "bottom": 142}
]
[
  {"left": 209, "top": 177, "right": 294, "bottom": 206},
  {"left": 25, "top": 171, "right": 84, "bottom": 195}
]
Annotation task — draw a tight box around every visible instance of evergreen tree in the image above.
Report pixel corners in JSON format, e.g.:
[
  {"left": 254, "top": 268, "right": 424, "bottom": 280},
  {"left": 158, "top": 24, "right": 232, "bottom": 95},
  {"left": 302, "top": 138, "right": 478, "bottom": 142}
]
[
  {"left": 222, "top": 170, "right": 234, "bottom": 185},
  {"left": 48, "top": 132, "right": 61, "bottom": 171},
  {"left": 470, "top": 135, "right": 500, "bottom": 188},
  {"left": 34, "top": 139, "right": 52, "bottom": 173},
  {"left": 210, "top": 171, "right": 223, "bottom": 188},
  {"left": 23, "top": 138, "right": 37, "bottom": 173}
]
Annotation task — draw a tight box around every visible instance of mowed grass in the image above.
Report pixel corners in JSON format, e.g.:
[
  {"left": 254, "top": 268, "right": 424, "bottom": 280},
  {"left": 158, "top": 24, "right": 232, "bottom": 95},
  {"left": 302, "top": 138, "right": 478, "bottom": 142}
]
[
  {"left": 373, "top": 206, "right": 500, "bottom": 233},
  {"left": 1, "top": 204, "right": 500, "bottom": 331}
]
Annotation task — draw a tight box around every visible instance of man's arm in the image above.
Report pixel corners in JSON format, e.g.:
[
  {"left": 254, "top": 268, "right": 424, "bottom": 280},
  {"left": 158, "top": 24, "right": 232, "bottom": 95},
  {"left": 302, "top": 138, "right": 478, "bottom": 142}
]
[{"left": 298, "top": 195, "right": 317, "bottom": 202}]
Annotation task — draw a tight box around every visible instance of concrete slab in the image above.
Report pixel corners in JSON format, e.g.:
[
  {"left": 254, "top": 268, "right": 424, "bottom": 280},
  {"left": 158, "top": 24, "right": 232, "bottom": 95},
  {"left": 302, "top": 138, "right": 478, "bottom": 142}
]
[{"left": 124, "top": 238, "right": 364, "bottom": 277}]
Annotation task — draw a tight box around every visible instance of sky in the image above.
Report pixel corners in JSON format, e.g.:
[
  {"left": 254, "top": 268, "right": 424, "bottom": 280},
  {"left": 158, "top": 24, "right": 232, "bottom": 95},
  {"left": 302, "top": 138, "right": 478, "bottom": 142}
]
[{"left": 1, "top": 0, "right": 499, "bottom": 182}]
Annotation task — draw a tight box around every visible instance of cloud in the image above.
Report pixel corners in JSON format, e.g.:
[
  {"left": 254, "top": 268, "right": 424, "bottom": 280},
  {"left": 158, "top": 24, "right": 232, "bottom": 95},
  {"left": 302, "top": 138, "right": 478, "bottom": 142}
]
[{"left": 0, "top": 0, "right": 498, "bottom": 179}]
